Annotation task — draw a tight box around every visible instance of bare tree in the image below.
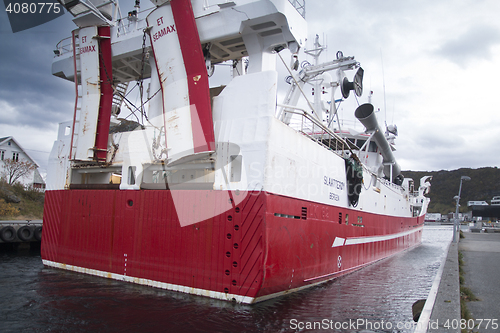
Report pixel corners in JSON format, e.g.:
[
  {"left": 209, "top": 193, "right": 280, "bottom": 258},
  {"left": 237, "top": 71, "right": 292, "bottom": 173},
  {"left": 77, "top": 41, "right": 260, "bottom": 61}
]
[{"left": 1, "top": 158, "right": 36, "bottom": 185}]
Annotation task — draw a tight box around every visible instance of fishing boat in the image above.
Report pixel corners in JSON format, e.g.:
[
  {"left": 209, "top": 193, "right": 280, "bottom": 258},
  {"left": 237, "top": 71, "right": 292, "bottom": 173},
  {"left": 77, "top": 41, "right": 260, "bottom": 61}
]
[{"left": 42, "top": 0, "right": 431, "bottom": 303}]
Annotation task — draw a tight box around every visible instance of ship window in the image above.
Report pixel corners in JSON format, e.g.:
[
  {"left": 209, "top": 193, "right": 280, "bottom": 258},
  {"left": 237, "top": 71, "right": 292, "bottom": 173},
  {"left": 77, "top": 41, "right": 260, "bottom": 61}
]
[
  {"left": 413, "top": 207, "right": 421, "bottom": 217},
  {"left": 65, "top": 126, "right": 71, "bottom": 136},
  {"left": 128, "top": 166, "right": 136, "bottom": 185},
  {"left": 338, "top": 212, "right": 342, "bottom": 224},
  {"left": 368, "top": 141, "right": 378, "bottom": 152},
  {"left": 345, "top": 214, "right": 349, "bottom": 225},
  {"left": 356, "top": 140, "right": 366, "bottom": 149}
]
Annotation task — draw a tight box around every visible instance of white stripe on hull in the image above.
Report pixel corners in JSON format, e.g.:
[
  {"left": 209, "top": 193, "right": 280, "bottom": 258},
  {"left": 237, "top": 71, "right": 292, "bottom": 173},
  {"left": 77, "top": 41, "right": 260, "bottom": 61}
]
[{"left": 332, "top": 226, "right": 423, "bottom": 247}]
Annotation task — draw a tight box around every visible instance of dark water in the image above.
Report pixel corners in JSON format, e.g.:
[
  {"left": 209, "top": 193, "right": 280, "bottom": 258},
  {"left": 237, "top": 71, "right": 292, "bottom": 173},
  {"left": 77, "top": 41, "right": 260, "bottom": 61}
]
[{"left": 0, "top": 226, "right": 452, "bottom": 333}]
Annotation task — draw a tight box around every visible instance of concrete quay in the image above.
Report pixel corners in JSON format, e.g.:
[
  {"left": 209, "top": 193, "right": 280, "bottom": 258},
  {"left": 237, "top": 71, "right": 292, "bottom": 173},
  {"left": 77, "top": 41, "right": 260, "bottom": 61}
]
[
  {"left": 419, "top": 231, "right": 500, "bottom": 333},
  {"left": 458, "top": 232, "right": 500, "bottom": 333},
  {"left": 0, "top": 220, "right": 42, "bottom": 244}
]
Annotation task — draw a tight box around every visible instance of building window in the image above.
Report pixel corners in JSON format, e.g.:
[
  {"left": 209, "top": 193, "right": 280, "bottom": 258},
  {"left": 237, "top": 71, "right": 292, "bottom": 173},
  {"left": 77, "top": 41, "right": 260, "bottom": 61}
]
[
  {"left": 0, "top": 150, "right": 4, "bottom": 160},
  {"left": 12, "top": 152, "right": 19, "bottom": 162}
]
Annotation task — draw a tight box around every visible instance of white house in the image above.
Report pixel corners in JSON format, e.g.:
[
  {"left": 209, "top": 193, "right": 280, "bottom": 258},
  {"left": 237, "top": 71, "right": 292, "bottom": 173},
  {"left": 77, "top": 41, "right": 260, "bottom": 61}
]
[{"left": 0, "top": 136, "right": 45, "bottom": 189}]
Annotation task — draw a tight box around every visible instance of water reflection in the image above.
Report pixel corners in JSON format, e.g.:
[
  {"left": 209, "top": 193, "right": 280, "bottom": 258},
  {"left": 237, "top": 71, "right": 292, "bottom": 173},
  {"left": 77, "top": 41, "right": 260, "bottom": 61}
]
[{"left": 0, "top": 226, "right": 452, "bottom": 333}]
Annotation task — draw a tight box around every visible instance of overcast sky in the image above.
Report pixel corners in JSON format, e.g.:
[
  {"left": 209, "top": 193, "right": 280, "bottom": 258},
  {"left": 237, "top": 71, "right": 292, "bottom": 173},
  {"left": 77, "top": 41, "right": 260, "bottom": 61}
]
[{"left": 1, "top": 0, "right": 499, "bottom": 176}]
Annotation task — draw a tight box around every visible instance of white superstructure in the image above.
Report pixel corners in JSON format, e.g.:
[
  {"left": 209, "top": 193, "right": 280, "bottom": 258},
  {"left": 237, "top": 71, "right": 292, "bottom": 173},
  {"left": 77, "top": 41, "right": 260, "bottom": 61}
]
[{"left": 48, "top": 0, "right": 430, "bottom": 220}]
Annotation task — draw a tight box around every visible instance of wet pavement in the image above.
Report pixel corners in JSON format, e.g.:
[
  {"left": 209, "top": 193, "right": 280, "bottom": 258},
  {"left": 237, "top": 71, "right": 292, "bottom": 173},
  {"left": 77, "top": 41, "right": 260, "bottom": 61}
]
[{"left": 459, "top": 232, "right": 500, "bottom": 333}]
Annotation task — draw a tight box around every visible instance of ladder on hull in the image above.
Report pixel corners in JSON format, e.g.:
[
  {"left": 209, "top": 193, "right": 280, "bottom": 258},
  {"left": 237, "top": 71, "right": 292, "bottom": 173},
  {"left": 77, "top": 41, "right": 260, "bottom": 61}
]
[{"left": 112, "top": 82, "right": 129, "bottom": 116}]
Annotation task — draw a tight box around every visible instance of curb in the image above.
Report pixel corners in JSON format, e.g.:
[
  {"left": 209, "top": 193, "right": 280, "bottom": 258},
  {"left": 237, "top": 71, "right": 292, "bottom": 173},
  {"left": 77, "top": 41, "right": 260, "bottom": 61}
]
[{"left": 416, "top": 241, "right": 460, "bottom": 333}]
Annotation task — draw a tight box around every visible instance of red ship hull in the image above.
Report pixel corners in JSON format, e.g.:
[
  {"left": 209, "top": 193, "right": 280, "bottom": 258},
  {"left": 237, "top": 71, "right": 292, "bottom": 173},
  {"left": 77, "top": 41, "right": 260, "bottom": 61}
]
[{"left": 41, "top": 189, "right": 424, "bottom": 303}]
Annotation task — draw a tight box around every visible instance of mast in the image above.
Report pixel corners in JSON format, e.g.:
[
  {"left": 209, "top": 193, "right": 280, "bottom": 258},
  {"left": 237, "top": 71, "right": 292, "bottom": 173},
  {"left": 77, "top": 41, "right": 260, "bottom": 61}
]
[{"left": 305, "top": 34, "right": 326, "bottom": 123}]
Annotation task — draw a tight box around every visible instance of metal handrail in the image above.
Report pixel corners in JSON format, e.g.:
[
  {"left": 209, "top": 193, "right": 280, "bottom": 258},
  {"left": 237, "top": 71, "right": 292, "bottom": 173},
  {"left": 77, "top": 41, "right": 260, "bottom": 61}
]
[
  {"left": 278, "top": 105, "right": 355, "bottom": 155},
  {"left": 116, "top": 15, "right": 148, "bottom": 37},
  {"left": 54, "top": 7, "right": 152, "bottom": 58},
  {"left": 55, "top": 36, "right": 75, "bottom": 56}
]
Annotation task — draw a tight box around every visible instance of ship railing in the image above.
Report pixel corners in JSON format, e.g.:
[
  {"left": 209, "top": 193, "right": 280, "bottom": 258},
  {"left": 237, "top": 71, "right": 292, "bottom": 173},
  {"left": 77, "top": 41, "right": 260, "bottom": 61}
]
[
  {"left": 55, "top": 36, "right": 75, "bottom": 57},
  {"left": 54, "top": 7, "right": 152, "bottom": 57},
  {"left": 278, "top": 104, "right": 355, "bottom": 155},
  {"left": 287, "top": 0, "right": 305, "bottom": 18},
  {"left": 115, "top": 11, "right": 151, "bottom": 38}
]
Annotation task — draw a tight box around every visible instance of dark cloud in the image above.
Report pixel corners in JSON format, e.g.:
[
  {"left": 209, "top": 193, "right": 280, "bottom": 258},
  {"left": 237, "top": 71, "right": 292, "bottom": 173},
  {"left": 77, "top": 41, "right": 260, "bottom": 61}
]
[
  {"left": 4, "top": 2, "right": 65, "bottom": 33},
  {"left": 0, "top": 11, "right": 76, "bottom": 129},
  {"left": 435, "top": 24, "right": 500, "bottom": 67}
]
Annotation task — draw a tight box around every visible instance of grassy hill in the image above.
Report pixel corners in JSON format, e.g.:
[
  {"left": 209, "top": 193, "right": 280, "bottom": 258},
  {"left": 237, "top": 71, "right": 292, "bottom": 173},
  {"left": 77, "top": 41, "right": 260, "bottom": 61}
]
[
  {"left": 0, "top": 180, "right": 44, "bottom": 220},
  {"left": 403, "top": 167, "right": 500, "bottom": 215}
]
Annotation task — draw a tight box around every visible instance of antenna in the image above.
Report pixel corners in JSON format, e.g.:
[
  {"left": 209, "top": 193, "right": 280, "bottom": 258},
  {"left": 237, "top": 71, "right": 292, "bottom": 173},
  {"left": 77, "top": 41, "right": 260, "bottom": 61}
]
[
  {"left": 380, "top": 49, "right": 387, "bottom": 126},
  {"left": 392, "top": 98, "right": 395, "bottom": 124}
]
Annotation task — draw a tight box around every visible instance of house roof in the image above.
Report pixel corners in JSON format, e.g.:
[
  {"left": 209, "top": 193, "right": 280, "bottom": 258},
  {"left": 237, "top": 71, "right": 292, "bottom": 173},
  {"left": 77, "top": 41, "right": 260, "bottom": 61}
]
[
  {"left": 33, "top": 168, "right": 45, "bottom": 184},
  {"left": 0, "top": 136, "right": 39, "bottom": 167}
]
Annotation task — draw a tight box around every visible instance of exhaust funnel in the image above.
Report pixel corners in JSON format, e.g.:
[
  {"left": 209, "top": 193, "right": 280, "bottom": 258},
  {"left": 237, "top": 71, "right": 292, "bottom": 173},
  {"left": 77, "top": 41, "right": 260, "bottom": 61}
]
[{"left": 355, "top": 103, "right": 401, "bottom": 181}]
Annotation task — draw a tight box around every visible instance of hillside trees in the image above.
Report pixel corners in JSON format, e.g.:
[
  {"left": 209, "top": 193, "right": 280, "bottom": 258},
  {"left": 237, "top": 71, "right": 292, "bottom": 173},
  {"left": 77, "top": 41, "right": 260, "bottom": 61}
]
[{"left": 1, "top": 158, "right": 36, "bottom": 185}]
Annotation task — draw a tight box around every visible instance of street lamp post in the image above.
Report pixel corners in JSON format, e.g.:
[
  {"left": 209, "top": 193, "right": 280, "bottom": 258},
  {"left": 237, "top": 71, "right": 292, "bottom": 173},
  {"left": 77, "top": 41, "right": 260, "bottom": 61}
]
[{"left": 453, "top": 175, "right": 471, "bottom": 243}]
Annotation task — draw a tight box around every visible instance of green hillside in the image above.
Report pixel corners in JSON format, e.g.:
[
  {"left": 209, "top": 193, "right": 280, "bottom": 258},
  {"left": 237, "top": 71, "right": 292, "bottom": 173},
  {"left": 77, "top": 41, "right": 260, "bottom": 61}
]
[
  {"left": 402, "top": 167, "right": 500, "bottom": 215},
  {"left": 0, "top": 180, "right": 44, "bottom": 220}
]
